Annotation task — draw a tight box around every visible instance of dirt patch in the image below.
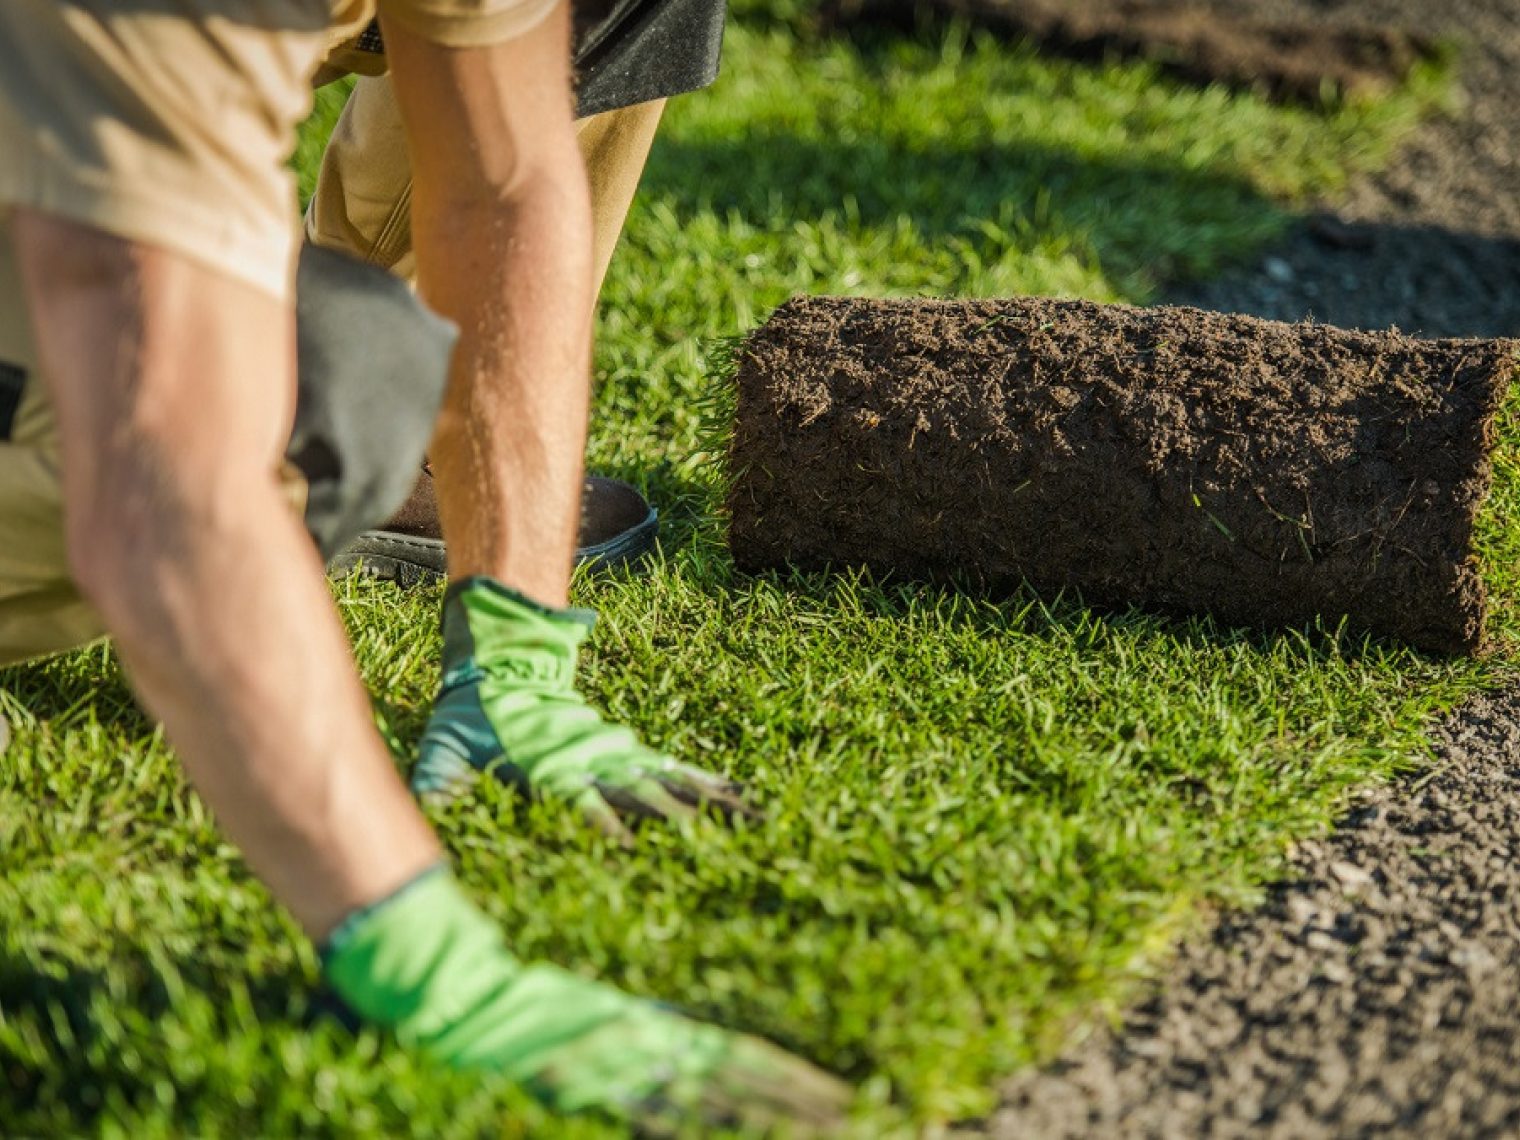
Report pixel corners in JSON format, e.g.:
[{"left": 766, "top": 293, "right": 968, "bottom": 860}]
[
  {"left": 821, "top": 0, "right": 1436, "bottom": 105},
  {"left": 1175, "top": 219, "right": 1520, "bottom": 343},
  {"left": 728, "top": 296, "right": 1512, "bottom": 654},
  {"left": 984, "top": 686, "right": 1520, "bottom": 1139},
  {"left": 1164, "top": 0, "right": 1520, "bottom": 339}
]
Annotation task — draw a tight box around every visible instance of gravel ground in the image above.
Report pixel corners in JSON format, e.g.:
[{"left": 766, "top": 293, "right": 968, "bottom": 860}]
[
  {"left": 1171, "top": 0, "right": 1520, "bottom": 340},
  {"left": 978, "top": 2, "right": 1520, "bottom": 1135}
]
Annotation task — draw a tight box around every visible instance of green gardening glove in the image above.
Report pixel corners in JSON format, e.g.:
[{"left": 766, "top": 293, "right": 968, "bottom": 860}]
[
  {"left": 412, "top": 577, "right": 755, "bottom": 835},
  {"left": 321, "top": 868, "right": 852, "bottom": 1133}
]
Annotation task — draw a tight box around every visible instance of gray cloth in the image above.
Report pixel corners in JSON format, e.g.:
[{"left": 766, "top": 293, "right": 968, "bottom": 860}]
[{"left": 290, "top": 243, "right": 455, "bottom": 559}]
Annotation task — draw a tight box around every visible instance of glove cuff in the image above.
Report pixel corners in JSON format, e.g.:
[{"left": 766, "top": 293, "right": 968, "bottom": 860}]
[
  {"left": 444, "top": 576, "right": 596, "bottom": 630},
  {"left": 320, "top": 867, "right": 522, "bottom": 1047},
  {"left": 439, "top": 577, "right": 597, "bottom": 691},
  {"left": 319, "top": 861, "right": 452, "bottom": 963}
]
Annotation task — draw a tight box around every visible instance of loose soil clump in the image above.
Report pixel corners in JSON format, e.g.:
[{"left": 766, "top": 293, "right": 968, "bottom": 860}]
[
  {"left": 820, "top": 0, "right": 1437, "bottom": 105},
  {"left": 985, "top": 687, "right": 1520, "bottom": 1139},
  {"left": 728, "top": 296, "right": 1513, "bottom": 654}
]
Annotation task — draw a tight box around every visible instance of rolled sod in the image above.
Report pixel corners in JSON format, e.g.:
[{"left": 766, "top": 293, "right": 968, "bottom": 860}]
[{"left": 726, "top": 297, "right": 1516, "bottom": 654}]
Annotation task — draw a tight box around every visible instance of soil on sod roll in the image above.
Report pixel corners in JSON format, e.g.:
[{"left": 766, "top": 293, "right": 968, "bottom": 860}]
[
  {"left": 727, "top": 296, "right": 1514, "bottom": 654},
  {"left": 820, "top": 0, "right": 1437, "bottom": 106}
]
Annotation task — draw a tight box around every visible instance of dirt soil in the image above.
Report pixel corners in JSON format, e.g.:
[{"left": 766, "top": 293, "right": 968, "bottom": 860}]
[
  {"left": 822, "top": 0, "right": 1436, "bottom": 105},
  {"left": 1171, "top": 0, "right": 1520, "bottom": 341},
  {"left": 729, "top": 296, "right": 1510, "bottom": 653},
  {"left": 953, "top": 0, "right": 1520, "bottom": 1135}
]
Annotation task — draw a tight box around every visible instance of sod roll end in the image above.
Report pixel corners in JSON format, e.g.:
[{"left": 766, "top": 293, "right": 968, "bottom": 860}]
[{"left": 727, "top": 297, "right": 1516, "bottom": 654}]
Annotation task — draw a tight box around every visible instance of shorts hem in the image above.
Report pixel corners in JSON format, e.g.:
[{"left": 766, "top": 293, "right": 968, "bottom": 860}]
[{"left": 0, "top": 141, "right": 297, "bottom": 300}]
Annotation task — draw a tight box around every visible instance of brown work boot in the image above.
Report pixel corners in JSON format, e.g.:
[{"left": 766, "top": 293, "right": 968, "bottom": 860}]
[{"left": 329, "top": 465, "right": 659, "bottom": 586}]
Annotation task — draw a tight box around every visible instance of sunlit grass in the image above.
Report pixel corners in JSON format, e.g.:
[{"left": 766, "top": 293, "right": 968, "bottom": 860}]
[{"left": 3, "top": 13, "right": 1498, "bottom": 1137}]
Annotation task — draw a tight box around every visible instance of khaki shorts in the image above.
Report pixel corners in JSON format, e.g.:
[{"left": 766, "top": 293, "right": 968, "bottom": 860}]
[
  {"left": 0, "top": 220, "right": 103, "bottom": 666},
  {"left": 308, "top": 77, "right": 664, "bottom": 292},
  {"left": 0, "top": 4, "right": 663, "bottom": 668}
]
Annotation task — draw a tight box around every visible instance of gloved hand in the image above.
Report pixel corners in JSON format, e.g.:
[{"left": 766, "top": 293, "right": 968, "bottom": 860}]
[
  {"left": 290, "top": 243, "right": 455, "bottom": 561},
  {"left": 322, "top": 869, "right": 851, "bottom": 1133},
  {"left": 411, "top": 577, "right": 755, "bottom": 836}
]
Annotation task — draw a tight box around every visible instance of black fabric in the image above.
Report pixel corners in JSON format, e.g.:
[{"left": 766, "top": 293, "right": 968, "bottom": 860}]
[
  {"left": 290, "top": 244, "right": 457, "bottom": 559},
  {"left": 0, "top": 361, "right": 23, "bottom": 442},
  {"left": 572, "top": 0, "right": 727, "bottom": 118},
  {"left": 346, "top": 0, "right": 726, "bottom": 117},
  {"left": 355, "top": 20, "right": 385, "bottom": 55}
]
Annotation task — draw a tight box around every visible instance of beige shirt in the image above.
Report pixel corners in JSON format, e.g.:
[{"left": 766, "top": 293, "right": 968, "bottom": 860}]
[{"left": 0, "top": 0, "right": 558, "bottom": 297}]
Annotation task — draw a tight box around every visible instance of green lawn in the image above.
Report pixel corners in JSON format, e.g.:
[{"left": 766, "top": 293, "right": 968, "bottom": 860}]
[{"left": 3, "top": 9, "right": 1508, "bottom": 1137}]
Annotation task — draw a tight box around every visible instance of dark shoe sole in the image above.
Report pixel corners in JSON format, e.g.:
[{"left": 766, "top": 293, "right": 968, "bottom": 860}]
[
  {"left": 328, "top": 531, "right": 448, "bottom": 587},
  {"left": 329, "top": 479, "right": 660, "bottom": 586}
]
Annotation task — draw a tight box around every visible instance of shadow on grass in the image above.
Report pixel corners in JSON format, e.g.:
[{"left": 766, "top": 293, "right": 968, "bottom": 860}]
[
  {"left": 0, "top": 945, "right": 314, "bottom": 1126},
  {"left": 0, "top": 646, "right": 142, "bottom": 730},
  {"left": 639, "top": 130, "right": 1289, "bottom": 290}
]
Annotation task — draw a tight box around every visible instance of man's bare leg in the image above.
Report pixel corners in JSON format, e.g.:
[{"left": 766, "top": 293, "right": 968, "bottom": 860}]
[
  {"left": 384, "top": 15, "right": 595, "bottom": 607},
  {"left": 381, "top": 13, "right": 753, "bottom": 822},
  {"left": 13, "top": 210, "right": 439, "bottom": 938},
  {"left": 307, "top": 89, "right": 668, "bottom": 586}
]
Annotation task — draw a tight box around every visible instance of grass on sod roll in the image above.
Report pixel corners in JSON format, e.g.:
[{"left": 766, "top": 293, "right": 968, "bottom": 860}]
[{"left": 3, "top": 8, "right": 1509, "bottom": 1136}]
